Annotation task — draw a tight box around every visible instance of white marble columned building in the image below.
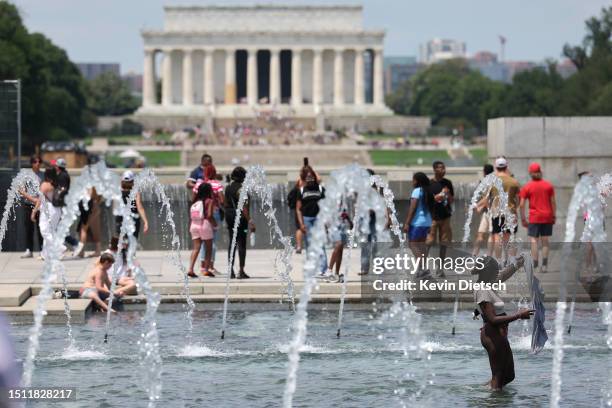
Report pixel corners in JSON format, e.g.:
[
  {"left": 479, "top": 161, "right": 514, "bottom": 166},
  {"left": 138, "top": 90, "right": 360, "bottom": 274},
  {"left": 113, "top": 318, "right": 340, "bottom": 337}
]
[{"left": 136, "top": 4, "right": 393, "bottom": 121}]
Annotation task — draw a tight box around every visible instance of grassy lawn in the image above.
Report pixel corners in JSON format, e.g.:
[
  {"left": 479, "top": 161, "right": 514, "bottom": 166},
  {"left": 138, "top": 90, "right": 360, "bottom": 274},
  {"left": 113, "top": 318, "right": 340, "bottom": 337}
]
[
  {"left": 369, "top": 149, "right": 450, "bottom": 166},
  {"left": 469, "top": 148, "right": 488, "bottom": 165},
  {"left": 105, "top": 151, "right": 180, "bottom": 168}
]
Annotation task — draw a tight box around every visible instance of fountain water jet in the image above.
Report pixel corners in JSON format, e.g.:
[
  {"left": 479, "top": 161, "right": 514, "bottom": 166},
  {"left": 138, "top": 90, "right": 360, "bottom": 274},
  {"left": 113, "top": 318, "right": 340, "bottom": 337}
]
[
  {"left": 21, "top": 162, "right": 122, "bottom": 387},
  {"left": 0, "top": 169, "right": 41, "bottom": 250},
  {"left": 220, "top": 165, "right": 297, "bottom": 339},
  {"left": 283, "top": 164, "right": 387, "bottom": 407}
]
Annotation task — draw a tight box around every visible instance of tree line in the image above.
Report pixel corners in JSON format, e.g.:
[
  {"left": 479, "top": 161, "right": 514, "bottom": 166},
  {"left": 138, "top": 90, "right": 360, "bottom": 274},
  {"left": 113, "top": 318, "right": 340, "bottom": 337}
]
[
  {"left": 0, "top": 2, "right": 138, "bottom": 151},
  {"left": 386, "top": 7, "right": 612, "bottom": 133}
]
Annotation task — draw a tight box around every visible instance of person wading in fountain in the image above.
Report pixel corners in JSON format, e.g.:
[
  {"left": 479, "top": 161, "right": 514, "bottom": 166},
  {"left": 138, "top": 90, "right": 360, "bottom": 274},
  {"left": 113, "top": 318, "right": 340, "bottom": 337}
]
[
  {"left": 79, "top": 253, "right": 133, "bottom": 312},
  {"left": 114, "top": 171, "right": 149, "bottom": 245},
  {"left": 296, "top": 169, "right": 328, "bottom": 278},
  {"left": 471, "top": 255, "right": 532, "bottom": 390},
  {"left": 225, "top": 166, "right": 255, "bottom": 279},
  {"left": 403, "top": 172, "right": 434, "bottom": 278},
  {"left": 188, "top": 182, "right": 216, "bottom": 278},
  {"left": 427, "top": 161, "right": 454, "bottom": 278},
  {"left": 472, "top": 164, "right": 495, "bottom": 256},
  {"left": 519, "top": 163, "right": 556, "bottom": 273}
]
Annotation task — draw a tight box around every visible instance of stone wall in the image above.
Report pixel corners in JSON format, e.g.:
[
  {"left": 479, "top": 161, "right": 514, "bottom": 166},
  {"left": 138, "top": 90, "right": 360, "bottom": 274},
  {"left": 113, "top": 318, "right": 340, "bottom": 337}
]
[{"left": 488, "top": 117, "right": 612, "bottom": 240}]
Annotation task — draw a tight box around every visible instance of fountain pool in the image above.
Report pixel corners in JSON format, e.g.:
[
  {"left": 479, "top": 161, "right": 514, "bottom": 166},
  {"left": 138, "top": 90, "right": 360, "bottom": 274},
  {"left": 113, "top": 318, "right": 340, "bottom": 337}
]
[{"left": 8, "top": 304, "right": 609, "bottom": 407}]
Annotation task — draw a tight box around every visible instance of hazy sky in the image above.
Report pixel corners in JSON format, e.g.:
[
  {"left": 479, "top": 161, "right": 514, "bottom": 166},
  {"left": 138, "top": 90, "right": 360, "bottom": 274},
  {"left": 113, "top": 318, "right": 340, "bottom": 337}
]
[{"left": 12, "top": 0, "right": 610, "bottom": 74}]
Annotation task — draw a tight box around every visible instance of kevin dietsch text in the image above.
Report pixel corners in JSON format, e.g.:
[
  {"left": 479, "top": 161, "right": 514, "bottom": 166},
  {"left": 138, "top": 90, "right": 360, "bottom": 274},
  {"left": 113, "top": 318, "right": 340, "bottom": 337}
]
[{"left": 372, "top": 279, "right": 507, "bottom": 292}]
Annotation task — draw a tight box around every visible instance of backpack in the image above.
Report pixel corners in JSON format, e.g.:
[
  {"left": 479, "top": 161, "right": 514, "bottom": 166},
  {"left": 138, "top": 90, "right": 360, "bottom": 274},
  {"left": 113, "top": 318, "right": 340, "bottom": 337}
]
[
  {"left": 190, "top": 201, "right": 204, "bottom": 222},
  {"left": 287, "top": 187, "right": 298, "bottom": 209},
  {"left": 52, "top": 188, "right": 66, "bottom": 207}
]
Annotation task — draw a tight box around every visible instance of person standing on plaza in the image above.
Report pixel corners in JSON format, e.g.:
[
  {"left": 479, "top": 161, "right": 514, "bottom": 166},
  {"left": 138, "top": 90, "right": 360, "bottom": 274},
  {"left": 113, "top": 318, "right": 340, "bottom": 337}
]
[
  {"left": 427, "top": 161, "right": 454, "bottom": 277},
  {"left": 186, "top": 153, "right": 213, "bottom": 190},
  {"left": 73, "top": 187, "right": 102, "bottom": 258},
  {"left": 19, "top": 155, "right": 44, "bottom": 258},
  {"left": 225, "top": 166, "right": 255, "bottom": 279},
  {"left": 519, "top": 163, "right": 556, "bottom": 273},
  {"left": 188, "top": 182, "right": 216, "bottom": 278},
  {"left": 52, "top": 157, "right": 79, "bottom": 250},
  {"left": 288, "top": 158, "right": 322, "bottom": 254},
  {"left": 32, "top": 168, "right": 63, "bottom": 259},
  {"left": 296, "top": 169, "right": 328, "bottom": 278},
  {"left": 472, "top": 164, "right": 495, "bottom": 256},
  {"left": 403, "top": 172, "right": 434, "bottom": 278},
  {"left": 114, "top": 171, "right": 149, "bottom": 243},
  {"left": 489, "top": 157, "right": 520, "bottom": 261}
]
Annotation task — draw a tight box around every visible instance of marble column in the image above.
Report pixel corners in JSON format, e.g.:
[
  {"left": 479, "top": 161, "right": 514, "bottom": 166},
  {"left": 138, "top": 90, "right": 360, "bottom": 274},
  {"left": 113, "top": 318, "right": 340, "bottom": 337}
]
[
  {"left": 354, "top": 48, "right": 365, "bottom": 106},
  {"left": 224, "top": 48, "right": 236, "bottom": 104},
  {"left": 182, "top": 49, "right": 193, "bottom": 106},
  {"left": 203, "top": 48, "right": 214, "bottom": 105},
  {"left": 269, "top": 48, "right": 280, "bottom": 105},
  {"left": 373, "top": 48, "right": 384, "bottom": 106},
  {"left": 247, "top": 48, "right": 258, "bottom": 106},
  {"left": 161, "top": 49, "right": 173, "bottom": 106},
  {"left": 291, "top": 49, "right": 302, "bottom": 106},
  {"left": 142, "top": 49, "right": 156, "bottom": 106},
  {"left": 333, "top": 48, "right": 344, "bottom": 106},
  {"left": 312, "top": 48, "right": 323, "bottom": 107}
]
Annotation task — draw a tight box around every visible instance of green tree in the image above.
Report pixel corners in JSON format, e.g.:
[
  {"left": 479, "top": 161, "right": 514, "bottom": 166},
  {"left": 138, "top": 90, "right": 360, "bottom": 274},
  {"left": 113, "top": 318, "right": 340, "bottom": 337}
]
[
  {"left": 85, "top": 71, "right": 140, "bottom": 116},
  {"left": 0, "top": 2, "right": 87, "bottom": 150}
]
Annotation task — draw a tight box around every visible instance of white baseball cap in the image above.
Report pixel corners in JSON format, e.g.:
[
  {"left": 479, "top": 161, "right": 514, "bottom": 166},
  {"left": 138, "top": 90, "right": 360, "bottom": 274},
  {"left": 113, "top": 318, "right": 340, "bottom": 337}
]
[
  {"left": 55, "top": 158, "right": 67, "bottom": 168},
  {"left": 495, "top": 157, "right": 508, "bottom": 169},
  {"left": 121, "top": 170, "right": 135, "bottom": 182}
]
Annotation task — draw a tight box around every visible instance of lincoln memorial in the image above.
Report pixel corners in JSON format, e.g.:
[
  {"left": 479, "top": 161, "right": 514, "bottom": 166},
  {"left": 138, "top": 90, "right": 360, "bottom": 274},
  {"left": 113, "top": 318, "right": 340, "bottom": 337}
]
[{"left": 135, "top": 4, "right": 404, "bottom": 129}]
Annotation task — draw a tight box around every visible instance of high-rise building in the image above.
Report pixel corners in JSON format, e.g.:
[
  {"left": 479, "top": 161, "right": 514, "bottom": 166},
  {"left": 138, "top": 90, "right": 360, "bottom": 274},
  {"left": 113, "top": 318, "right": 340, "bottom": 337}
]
[
  {"left": 76, "top": 63, "right": 120, "bottom": 81},
  {"left": 383, "top": 56, "right": 422, "bottom": 94},
  {"left": 468, "top": 51, "right": 510, "bottom": 82},
  {"left": 122, "top": 71, "right": 143, "bottom": 95},
  {"left": 420, "top": 39, "right": 466, "bottom": 64}
]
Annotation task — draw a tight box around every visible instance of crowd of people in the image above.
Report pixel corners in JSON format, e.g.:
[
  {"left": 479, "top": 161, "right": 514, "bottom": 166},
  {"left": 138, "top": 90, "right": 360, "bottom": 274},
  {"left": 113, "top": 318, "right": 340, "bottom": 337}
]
[{"left": 16, "top": 150, "right": 570, "bottom": 389}]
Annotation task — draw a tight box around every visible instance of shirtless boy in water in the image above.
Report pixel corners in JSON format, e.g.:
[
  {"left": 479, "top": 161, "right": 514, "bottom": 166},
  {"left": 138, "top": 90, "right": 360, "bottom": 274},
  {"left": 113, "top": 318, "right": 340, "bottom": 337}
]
[{"left": 79, "top": 253, "right": 134, "bottom": 312}]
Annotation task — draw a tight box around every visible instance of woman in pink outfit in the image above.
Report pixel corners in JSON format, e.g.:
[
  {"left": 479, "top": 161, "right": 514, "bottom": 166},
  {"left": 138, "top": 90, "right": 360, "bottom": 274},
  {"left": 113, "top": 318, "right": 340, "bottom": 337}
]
[{"left": 188, "top": 182, "right": 216, "bottom": 278}]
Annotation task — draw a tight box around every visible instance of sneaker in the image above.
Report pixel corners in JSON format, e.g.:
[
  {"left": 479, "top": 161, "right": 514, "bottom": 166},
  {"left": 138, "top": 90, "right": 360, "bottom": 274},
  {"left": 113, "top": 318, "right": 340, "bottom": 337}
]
[
  {"left": 316, "top": 270, "right": 333, "bottom": 279},
  {"left": 327, "top": 274, "right": 340, "bottom": 283},
  {"left": 21, "top": 249, "right": 33, "bottom": 259},
  {"left": 338, "top": 274, "right": 345, "bottom": 283},
  {"left": 237, "top": 271, "right": 250, "bottom": 279},
  {"left": 230, "top": 271, "right": 236, "bottom": 279}
]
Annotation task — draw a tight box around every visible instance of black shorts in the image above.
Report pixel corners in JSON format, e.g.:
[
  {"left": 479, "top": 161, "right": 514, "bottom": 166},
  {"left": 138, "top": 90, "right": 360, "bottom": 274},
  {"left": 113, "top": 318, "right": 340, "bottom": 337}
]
[
  {"left": 491, "top": 216, "right": 518, "bottom": 234},
  {"left": 528, "top": 223, "right": 553, "bottom": 237}
]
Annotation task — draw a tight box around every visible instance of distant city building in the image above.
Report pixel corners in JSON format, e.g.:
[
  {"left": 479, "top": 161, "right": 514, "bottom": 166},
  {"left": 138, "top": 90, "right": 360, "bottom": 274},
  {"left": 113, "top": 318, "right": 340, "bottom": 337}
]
[
  {"left": 468, "top": 51, "right": 510, "bottom": 82},
  {"left": 383, "top": 56, "right": 422, "bottom": 94},
  {"left": 122, "top": 71, "right": 143, "bottom": 95},
  {"left": 420, "top": 38, "right": 466, "bottom": 64},
  {"left": 76, "top": 63, "right": 120, "bottom": 81}
]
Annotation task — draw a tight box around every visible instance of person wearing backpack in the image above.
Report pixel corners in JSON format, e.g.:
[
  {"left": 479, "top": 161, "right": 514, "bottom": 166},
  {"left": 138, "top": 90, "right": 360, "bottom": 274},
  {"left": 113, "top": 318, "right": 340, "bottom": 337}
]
[
  {"left": 188, "top": 182, "right": 216, "bottom": 278},
  {"left": 296, "top": 169, "right": 327, "bottom": 277},
  {"left": 288, "top": 158, "right": 321, "bottom": 254}
]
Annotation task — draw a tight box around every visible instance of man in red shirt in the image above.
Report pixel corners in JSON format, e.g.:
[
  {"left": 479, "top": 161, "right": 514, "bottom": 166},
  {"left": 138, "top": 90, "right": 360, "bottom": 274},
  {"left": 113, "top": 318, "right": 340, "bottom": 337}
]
[{"left": 519, "top": 163, "right": 556, "bottom": 273}]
